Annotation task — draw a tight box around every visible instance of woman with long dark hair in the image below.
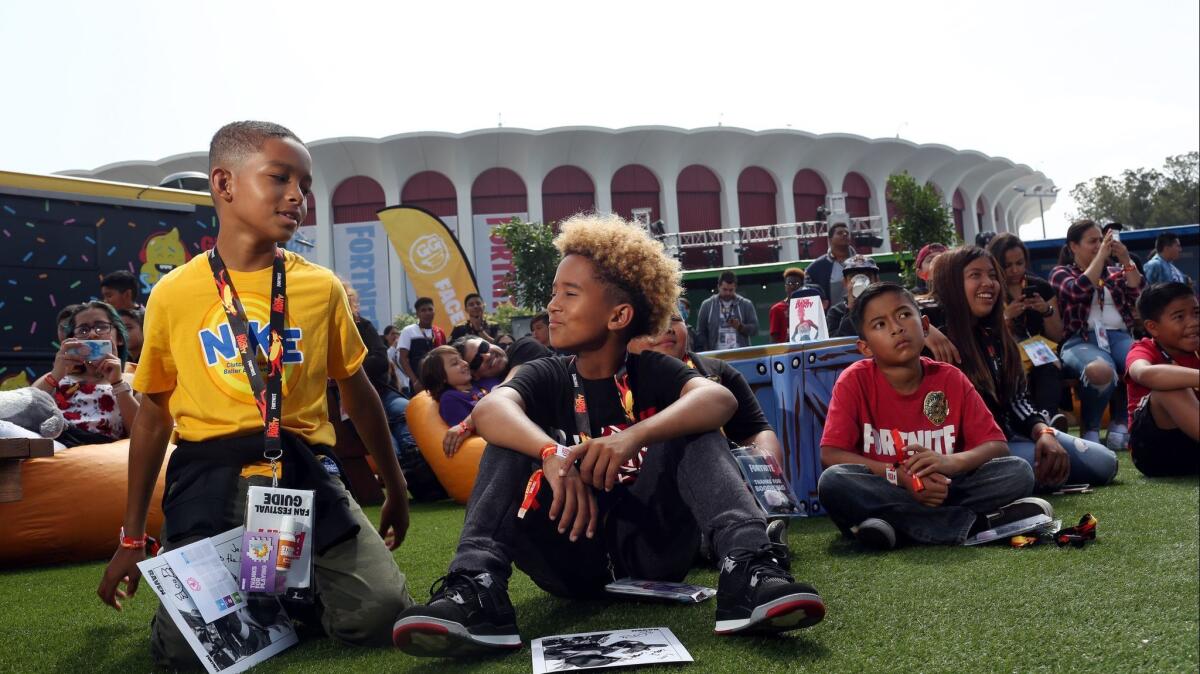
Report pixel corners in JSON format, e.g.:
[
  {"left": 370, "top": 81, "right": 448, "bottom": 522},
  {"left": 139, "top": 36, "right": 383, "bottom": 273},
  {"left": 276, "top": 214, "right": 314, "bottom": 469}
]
[
  {"left": 931, "top": 247, "right": 1117, "bottom": 487},
  {"left": 986, "top": 233, "right": 1066, "bottom": 424},
  {"left": 1050, "top": 220, "right": 1143, "bottom": 447}
]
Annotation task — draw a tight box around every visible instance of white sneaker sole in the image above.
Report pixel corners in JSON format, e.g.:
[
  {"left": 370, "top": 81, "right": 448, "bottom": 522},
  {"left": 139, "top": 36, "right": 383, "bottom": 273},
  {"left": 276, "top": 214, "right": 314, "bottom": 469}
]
[
  {"left": 393, "top": 615, "right": 521, "bottom": 656},
  {"left": 714, "top": 592, "right": 826, "bottom": 634}
]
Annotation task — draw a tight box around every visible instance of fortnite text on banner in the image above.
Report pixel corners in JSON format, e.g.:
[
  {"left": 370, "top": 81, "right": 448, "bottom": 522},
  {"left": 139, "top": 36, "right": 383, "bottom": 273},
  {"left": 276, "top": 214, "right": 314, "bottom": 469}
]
[
  {"left": 471, "top": 212, "right": 525, "bottom": 309},
  {"left": 332, "top": 221, "right": 392, "bottom": 331},
  {"left": 378, "top": 206, "right": 480, "bottom": 336}
]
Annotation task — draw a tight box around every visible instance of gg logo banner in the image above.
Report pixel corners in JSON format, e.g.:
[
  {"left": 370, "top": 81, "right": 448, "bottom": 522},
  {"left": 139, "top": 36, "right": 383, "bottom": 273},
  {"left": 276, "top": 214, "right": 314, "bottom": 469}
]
[{"left": 378, "top": 206, "right": 479, "bottom": 335}]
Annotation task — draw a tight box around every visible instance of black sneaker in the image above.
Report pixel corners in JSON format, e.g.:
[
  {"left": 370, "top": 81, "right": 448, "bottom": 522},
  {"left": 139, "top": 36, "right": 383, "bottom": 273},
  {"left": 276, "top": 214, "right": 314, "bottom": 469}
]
[
  {"left": 985, "top": 497, "right": 1054, "bottom": 530},
  {"left": 1048, "top": 414, "right": 1070, "bottom": 434},
  {"left": 714, "top": 549, "right": 825, "bottom": 635},
  {"left": 766, "top": 518, "right": 792, "bottom": 571},
  {"left": 393, "top": 572, "right": 520, "bottom": 656},
  {"left": 851, "top": 518, "right": 896, "bottom": 551}
]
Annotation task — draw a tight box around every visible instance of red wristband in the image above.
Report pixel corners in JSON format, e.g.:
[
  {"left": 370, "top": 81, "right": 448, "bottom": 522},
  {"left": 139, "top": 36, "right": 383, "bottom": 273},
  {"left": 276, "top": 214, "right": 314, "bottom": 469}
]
[
  {"left": 119, "top": 526, "right": 146, "bottom": 549},
  {"left": 1038, "top": 427, "right": 1057, "bottom": 437},
  {"left": 540, "top": 443, "right": 558, "bottom": 461},
  {"left": 44, "top": 373, "right": 59, "bottom": 389}
]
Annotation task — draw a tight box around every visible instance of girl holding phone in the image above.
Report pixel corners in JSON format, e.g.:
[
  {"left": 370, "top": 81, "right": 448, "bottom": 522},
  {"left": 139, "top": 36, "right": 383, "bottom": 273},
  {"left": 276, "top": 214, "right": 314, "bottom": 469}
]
[{"left": 33, "top": 301, "right": 140, "bottom": 447}]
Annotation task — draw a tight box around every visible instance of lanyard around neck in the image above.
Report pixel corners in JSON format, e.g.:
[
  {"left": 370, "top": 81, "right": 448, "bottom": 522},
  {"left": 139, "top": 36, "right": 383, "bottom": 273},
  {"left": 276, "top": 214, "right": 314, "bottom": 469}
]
[
  {"left": 208, "top": 248, "right": 287, "bottom": 457},
  {"left": 568, "top": 356, "right": 633, "bottom": 443}
]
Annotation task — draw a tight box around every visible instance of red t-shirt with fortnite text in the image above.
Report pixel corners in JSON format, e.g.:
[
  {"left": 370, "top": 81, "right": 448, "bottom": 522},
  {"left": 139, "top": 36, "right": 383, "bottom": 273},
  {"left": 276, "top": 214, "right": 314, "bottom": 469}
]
[{"left": 821, "top": 357, "right": 1005, "bottom": 461}]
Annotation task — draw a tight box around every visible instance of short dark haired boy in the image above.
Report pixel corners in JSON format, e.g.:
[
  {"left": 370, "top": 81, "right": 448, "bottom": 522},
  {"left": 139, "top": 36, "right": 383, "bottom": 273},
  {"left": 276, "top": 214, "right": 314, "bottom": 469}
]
[
  {"left": 100, "top": 270, "right": 142, "bottom": 311},
  {"left": 451, "top": 292, "right": 500, "bottom": 342},
  {"left": 393, "top": 214, "right": 824, "bottom": 657},
  {"left": 397, "top": 296, "right": 446, "bottom": 393},
  {"left": 96, "top": 121, "right": 413, "bottom": 667},
  {"left": 1143, "top": 233, "right": 1190, "bottom": 286},
  {"left": 805, "top": 223, "right": 854, "bottom": 307},
  {"left": 817, "top": 282, "right": 1044, "bottom": 550},
  {"left": 1125, "top": 282, "right": 1200, "bottom": 476}
]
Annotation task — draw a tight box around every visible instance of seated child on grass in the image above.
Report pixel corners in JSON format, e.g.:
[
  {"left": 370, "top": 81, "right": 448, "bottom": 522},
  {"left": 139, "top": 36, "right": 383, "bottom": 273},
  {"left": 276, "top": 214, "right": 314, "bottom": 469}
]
[
  {"left": 818, "top": 282, "right": 1047, "bottom": 550},
  {"left": 927, "top": 246, "right": 1117, "bottom": 489},
  {"left": 1125, "top": 282, "right": 1200, "bottom": 476},
  {"left": 392, "top": 214, "right": 825, "bottom": 659}
]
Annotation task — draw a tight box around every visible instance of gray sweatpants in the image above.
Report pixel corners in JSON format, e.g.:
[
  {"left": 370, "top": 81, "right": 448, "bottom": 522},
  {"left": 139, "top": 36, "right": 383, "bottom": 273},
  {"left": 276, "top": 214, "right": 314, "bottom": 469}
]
[
  {"left": 149, "top": 474, "right": 412, "bottom": 669},
  {"left": 449, "top": 431, "right": 770, "bottom": 598}
]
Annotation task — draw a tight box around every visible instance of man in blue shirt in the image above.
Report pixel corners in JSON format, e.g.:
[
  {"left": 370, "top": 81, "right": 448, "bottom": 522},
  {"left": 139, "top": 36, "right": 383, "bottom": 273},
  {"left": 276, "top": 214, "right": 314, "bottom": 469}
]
[{"left": 1143, "top": 233, "right": 1191, "bottom": 286}]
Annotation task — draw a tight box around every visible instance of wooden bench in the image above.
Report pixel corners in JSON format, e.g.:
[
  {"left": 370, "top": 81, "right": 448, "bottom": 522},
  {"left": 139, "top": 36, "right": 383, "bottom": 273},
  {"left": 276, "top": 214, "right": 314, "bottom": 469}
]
[{"left": 0, "top": 439, "right": 55, "bottom": 503}]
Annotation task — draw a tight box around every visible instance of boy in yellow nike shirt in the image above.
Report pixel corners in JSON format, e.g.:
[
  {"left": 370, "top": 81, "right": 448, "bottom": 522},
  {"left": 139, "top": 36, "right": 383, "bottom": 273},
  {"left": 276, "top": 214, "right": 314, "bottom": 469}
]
[{"left": 97, "top": 121, "right": 413, "bottom": 668}]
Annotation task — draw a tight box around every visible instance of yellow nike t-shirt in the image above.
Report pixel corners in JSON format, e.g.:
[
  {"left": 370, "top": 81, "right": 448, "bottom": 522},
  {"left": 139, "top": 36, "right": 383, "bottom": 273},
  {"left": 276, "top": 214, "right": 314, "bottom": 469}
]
[{"left": 133, "top": 250, "right": 365, "bottom": 446}]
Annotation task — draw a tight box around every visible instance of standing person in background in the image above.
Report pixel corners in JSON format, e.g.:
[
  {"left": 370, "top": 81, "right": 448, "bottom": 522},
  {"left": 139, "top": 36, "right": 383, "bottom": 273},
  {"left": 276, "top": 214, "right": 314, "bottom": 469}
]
[
  {"left": 118, "top": 308, "right": 145, "bottom": 365},
  {"left": 694, "top": 271, "right": 758, "bottom": 352},
  {"left": 769, "top": 268, "right": 806, "bottom": 343},
  {"left": 1143, "top": 232, "right": 1192, "bottom": 287},
  {"left": 397, "top": 298, "right": 447, "bottom": 395},
  {"left": 987, "top": 233, "right": 1066, "bottom": 427},
  {"left": 451, "top": 293, "right": 500, "bottom": 343},
  {"left": 912, "top": 243, "right": 948, "bottom": 295},
  {"left": 1050, "top": 219, "right": 1143, "bottom": 448},
  {"left": 100, "top": 270, "right": 144, "bottom": 312},
  {"left": 804, "top": 223, "right": 855, "bottom": 307}
]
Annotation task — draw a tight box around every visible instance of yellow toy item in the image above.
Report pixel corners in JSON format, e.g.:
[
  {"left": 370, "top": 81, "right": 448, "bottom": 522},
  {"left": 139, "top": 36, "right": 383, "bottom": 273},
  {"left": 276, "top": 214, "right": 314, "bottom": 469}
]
[
  {"left": 0, "top": 439, "right": 169, "bottom": 567},
  {"left": 404, "top": 392, "right": 485, "bottom": 504}
]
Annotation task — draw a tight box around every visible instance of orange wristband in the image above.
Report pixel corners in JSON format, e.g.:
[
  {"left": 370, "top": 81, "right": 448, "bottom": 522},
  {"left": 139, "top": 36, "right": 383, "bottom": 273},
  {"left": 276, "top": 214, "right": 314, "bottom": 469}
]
[
  {"left": 1038, "top": 427, "right": 1057, "bottom": 437},
  {"left": 540, "top": 443, "right": 558, "bottom": 460}
]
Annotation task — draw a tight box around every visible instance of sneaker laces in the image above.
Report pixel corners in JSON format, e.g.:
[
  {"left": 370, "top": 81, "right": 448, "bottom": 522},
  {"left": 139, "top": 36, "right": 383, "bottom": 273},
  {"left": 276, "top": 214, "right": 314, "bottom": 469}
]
[
  {"left": 428, "top": 572, "right": 487, "bottom": 607},
  {"left": 727, "top": 548, "right": 793, "bottom": 588}
]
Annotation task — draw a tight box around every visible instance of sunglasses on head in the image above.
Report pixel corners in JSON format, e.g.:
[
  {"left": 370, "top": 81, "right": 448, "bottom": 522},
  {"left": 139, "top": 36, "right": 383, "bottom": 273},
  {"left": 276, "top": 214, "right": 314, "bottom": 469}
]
[{"left": 468, "top": 341, "right": 491, "bottom": 370}]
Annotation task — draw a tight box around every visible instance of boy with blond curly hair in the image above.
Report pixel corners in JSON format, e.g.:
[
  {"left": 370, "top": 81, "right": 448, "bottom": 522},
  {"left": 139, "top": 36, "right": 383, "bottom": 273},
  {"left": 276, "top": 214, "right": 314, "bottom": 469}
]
[{"left": 393, "top": 214, "right": 825, "bottom": 657}]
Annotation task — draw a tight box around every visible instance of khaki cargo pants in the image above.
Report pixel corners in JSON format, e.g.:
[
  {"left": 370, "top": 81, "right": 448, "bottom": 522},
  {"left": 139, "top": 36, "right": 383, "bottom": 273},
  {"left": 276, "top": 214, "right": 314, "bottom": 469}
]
[{"left": 149, "top": 474, "right": 412, "bottom": 669}]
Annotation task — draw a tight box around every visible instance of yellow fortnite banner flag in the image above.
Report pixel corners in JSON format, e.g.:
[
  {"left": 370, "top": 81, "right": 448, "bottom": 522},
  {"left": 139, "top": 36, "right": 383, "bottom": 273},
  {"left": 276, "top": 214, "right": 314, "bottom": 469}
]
[{"left": 377, "top": 206, "right": 479, "bottom": 335}]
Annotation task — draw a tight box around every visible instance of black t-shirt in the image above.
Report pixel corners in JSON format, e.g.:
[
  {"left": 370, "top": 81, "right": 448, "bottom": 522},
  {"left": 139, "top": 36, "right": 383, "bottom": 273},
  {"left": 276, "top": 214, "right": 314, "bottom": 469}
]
[
  {"left": 354, "top": 317, "right": 393, "bottom": 395},
  {"left": 506, "top": 335, "right": 552, "bottom": 371},
  {"left": 501, "top": 351, "right": 698, "bottom": 443},
  {"left": 451, "top": 320, "right": 500, "bottom": 342},
  {"left": 689, "top": 353, "right": 771, "bottom": 443},
  {"left": 1009, "top": 273, "right": 1055, "bottom": 340}
]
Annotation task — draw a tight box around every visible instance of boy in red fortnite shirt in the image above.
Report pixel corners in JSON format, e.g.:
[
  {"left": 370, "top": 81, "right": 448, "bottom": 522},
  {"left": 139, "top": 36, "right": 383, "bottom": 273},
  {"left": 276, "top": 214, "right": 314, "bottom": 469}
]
[
  {"left": 1124, "top": 282, "right": 1200, "bottom": 476},
  {"left": 818, "top": 282, "right": 1045, "bottom": 550}
]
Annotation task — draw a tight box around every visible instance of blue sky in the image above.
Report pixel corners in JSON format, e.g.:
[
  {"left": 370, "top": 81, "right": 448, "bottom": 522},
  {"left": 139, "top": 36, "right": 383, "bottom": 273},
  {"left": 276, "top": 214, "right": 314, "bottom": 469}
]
[{"left": 1, "top": 0, "right": 1196, "bottom": 239}]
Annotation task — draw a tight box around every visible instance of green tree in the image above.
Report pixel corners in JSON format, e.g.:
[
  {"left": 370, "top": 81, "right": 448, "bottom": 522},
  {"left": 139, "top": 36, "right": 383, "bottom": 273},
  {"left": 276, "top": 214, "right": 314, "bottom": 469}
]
[
  {"left": 1069, "top": 152, "right": 1199, "bottom": 227},
  {"left": 493, "top": 217, "right": 558, "bottom": 311},
  {"left": 886, "top": 172, "right": 957, "bottom": 284}
]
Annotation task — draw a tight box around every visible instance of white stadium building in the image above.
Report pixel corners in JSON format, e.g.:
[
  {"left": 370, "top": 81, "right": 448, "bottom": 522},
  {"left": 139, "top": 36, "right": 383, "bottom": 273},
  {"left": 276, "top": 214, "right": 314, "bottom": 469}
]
[{"left": 66, "top": 126, "right": 1056, "bottom": 314}]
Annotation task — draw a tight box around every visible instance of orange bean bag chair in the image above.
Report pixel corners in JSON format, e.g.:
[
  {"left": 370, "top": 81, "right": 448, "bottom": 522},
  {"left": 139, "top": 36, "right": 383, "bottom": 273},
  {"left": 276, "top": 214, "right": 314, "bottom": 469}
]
[
  {"left": 0, "top": 439, "right": 170, "bottom": 567},
  {"left": 405, "top": 392, "right": 485, "bottom": 504}
]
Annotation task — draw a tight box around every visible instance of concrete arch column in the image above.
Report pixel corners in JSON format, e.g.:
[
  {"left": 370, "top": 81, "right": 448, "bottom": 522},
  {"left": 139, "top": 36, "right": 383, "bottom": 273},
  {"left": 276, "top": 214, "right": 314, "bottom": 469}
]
[
  {"left": 312, "top": 181, "right": 334, "bottom": 269},
  {"left": 870, "top": 175, "right": 894, "bottom": 254},
  {"left": 455, "top": 183, "right": 475, "bottom": 263},
  {"left": 718, "top": 167, "right": 741, "bottom": 267}
]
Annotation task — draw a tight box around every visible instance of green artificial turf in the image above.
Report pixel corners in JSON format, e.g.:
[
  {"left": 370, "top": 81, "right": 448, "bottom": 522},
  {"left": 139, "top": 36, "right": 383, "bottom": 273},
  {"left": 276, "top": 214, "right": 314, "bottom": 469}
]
[{"left": 1, "top": 453, "right": 1196, "bottom": 673}]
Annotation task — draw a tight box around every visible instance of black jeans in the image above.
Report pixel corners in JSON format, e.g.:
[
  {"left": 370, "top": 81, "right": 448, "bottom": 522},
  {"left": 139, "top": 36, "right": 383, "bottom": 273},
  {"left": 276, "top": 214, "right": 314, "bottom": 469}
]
[{"left": 448, "top": 431, "right": 769, "bottom": 597}]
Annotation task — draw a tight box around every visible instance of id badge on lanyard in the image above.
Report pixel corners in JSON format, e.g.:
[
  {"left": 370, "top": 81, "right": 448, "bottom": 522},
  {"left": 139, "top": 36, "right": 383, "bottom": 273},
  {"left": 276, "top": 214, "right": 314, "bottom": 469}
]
[{"left": 209, "top": 248, "right": 315, "bottom": 593}]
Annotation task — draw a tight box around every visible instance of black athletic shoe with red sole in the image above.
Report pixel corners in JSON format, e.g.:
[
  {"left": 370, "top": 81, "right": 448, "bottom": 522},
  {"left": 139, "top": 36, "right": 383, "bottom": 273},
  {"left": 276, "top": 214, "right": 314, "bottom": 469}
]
[
  {"left": 393, "top": 572, "right": 520, "bottom": 657},
  {"left": 714, "top": 548, "right": 825, "bottom": 635}
]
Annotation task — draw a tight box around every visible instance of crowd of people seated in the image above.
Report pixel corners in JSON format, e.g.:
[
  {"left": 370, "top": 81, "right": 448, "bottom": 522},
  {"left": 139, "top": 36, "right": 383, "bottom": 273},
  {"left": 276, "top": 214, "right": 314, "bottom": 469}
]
[{"left": 42, "top": 122, "right": 1186, "bottom": 669}]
